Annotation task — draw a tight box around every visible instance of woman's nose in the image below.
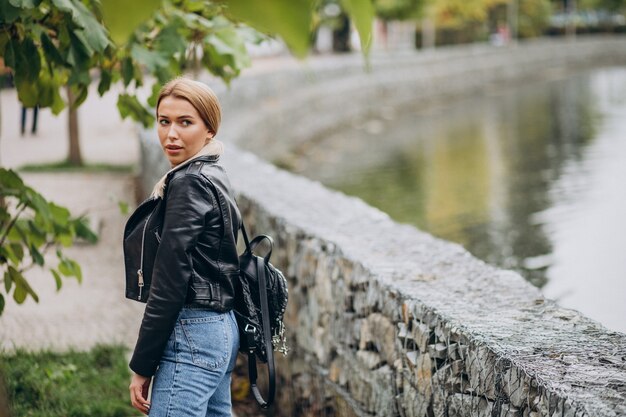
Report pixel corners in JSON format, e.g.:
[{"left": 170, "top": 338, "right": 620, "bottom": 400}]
[{"left": 167, "top": 125, "right": 179, "bottom": 139}]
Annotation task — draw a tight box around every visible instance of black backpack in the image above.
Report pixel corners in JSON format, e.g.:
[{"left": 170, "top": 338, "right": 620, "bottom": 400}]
[{"left": 234, "top": 222, "right": 289, "bottom": 409}]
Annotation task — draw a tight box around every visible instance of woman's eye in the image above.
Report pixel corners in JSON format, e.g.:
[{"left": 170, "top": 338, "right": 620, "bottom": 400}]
[
  {"left": 158, "top": 119, "right": 169, "bottom": 126},
  {"left": 181, "top": 120, "right": 191, "bottom": 126}
]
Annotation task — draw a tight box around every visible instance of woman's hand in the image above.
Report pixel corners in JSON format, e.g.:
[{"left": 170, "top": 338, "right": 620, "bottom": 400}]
[{"left": 129, "top": 372, "right": 152, "bottom": 415}]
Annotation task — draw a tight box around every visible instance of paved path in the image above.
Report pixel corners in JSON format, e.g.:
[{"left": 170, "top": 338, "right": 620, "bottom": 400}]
[{"left": 0, "top": 84, "right": 144, "bottom": 351}]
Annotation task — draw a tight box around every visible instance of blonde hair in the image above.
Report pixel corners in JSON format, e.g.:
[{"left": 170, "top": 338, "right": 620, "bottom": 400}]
[{"left": 157, "top": 77, "right": 222, "bottom": 137}]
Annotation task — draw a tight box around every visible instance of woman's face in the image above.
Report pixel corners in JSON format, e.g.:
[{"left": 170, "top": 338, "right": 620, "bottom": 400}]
[{"left": 157, "top": 96, "right": 212, "bottom": 167}]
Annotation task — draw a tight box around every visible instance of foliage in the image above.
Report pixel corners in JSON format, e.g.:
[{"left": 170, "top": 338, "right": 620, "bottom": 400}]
[
  {"left": 374, "top": 0, "right": 425, "bottom": 21},
  {"left": 577, "top": 0, "right": 626, "bottom": 12},
  {"left": 518, "top": 0, "right": 552, "bottom": 38},
  {"left": 0, "top": 168, "right": 97, "bottom": 315},
  {"left": 0, "top": 345, "right": 134, "bottom": 417},
  {"left": 0, "top": 0, "right": 262, "bottom": 126},
  {"left": 0, "top": 0, "right": 112, "bottom": 113},
  {"left": 431, "top": 0, "right": 508, "bottom": 28}
]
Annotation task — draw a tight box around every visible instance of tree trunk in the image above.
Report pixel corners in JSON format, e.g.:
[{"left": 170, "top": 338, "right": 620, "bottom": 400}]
[
  {"left": 507, "top": 0, "right": 518, "bottom": 42},
  {"left": 66, "top": 86, "right": 83, "bottom": 166},
  {"left": 421, "top": 18, "right": 436, "bottom": 50},
  {"left": 565, "top": 0, "right": 577, "bottom": 38},
  {"left": 332, "top": 13, "right": 351, "bottom": 53}
]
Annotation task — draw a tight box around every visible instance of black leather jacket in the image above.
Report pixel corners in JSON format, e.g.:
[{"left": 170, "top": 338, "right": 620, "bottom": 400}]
[{"left": 123, "top": 155, "right": 241, "bottom": 377}]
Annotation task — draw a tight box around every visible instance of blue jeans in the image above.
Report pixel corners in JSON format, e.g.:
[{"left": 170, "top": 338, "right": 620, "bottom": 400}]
[{"left": 149, "top": 308, "right": 239, "bottom": 417}]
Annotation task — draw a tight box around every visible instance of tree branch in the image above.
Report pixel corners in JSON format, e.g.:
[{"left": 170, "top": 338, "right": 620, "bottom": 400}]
[{"left": 0, "top": 203, "right": 27, "bottom": 248}]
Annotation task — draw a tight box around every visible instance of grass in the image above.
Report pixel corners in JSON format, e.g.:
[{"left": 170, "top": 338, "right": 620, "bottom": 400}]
[
  {"left": 0, "top": 345, "right": 138, "bottom": 417},
  {"left": 18, "top": 160, "right": 134, "bottom": 173}
]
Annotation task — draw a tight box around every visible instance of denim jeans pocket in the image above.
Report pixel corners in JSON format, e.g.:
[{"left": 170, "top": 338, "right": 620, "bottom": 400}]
[{"left": 179, "top": 314, "right": 230, "bottom": 370}]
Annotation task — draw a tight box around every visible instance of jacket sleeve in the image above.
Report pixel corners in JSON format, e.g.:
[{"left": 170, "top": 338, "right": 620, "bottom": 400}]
[{"left": 129, "top": 173, "right": 215, "bottom": 377}]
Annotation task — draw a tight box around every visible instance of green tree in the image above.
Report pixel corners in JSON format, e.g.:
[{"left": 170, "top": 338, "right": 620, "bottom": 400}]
[
  {"left": 374, "top": 0, "right": 425, "bottom": 21},
  {"left": 518, "top": 0, "right": 552, "bottom": 38}
]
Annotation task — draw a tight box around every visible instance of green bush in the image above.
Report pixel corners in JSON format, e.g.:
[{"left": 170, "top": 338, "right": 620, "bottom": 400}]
[{"left": 0, "top": 345, "right": 137, "bottom": 417}]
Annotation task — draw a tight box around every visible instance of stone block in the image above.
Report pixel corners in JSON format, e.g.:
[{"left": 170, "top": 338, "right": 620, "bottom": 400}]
[
  {"left": 357, "top": 350, "right": 384, "bottom": 370},
  {"left": 450, "top": 359, "right": 464, "bottom": 375},
  {"left": 415, "top": 352, "right": 433, "bottom": 398},
  {"left": 466, "top": 345, "right": 496, "bottom": 398},
  {"left": 428, "top": 343, "right": 448, "bottom": 359},
  {"left": 500, "top": 405, "right": 522, "bottom": 417},
  {"left": 447, "top": 394, "right": 494, "bottom": 417},
  {"left": 363, "top": 313, "right": 398, "bottom": 366},
  {"left": 401, "top": 378, "right": 429, "bottom": 417},
  {"left": 412, "top": 320, "right": 431, "bottom": 352},
  {"left": 406, "top": 351, "right": 419, "bottom": 369},
  {"left": 503, "top": 367, "right": 533, "bottom": 409}
]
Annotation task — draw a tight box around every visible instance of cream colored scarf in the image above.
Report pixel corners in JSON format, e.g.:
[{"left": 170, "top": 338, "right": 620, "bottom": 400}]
[{"left": 150, "top": 139, "right": 224, "bottom": 199}]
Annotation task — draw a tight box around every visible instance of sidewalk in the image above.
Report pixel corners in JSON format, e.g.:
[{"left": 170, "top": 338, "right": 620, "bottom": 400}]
[{"left": 0, "top": 84, "right": 144, "bottom": 352}]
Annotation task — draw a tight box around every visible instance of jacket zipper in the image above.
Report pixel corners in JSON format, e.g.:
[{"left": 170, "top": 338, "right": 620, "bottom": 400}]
[{"left": 137, "top": 210, "right": 155, "bottom": 300}]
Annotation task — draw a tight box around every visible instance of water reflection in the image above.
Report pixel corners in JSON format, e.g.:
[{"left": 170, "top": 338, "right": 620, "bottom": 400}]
[{"left": 289, "top": 67, "right": 626, "bottom": 333}]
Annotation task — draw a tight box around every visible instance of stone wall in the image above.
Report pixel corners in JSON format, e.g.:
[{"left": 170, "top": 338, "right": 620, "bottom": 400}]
[{"left": 138, "top": 37, "right": 626, "bottom": 416}]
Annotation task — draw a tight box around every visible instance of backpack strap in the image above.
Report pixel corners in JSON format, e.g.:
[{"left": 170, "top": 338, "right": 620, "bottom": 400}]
[
  {"left": 204, "top": 180, "right": 277, "bottom": 408},
  {"left": 248, "top": 255, "right": 276, "bottom": 408}
]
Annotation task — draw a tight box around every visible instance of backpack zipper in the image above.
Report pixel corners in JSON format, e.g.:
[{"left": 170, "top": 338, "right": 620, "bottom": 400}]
[{"left": 137, "top": 210, "right": 155, "bottom": 300}]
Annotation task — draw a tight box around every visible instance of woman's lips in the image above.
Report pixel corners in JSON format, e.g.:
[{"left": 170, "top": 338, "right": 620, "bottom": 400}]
[{"left": 165, "top": 145, "right": 182, "bottom": 155}]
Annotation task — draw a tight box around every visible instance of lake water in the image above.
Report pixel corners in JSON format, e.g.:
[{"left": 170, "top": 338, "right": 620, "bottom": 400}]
[{"left": 290, "top": 67, "right": 626, "bottom": 334}]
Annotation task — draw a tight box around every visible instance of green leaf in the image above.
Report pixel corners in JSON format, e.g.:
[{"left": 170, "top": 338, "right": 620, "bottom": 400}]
[
  {"left": 26, "top": 191, "right": 52, "bottom": 223},
  {"left": 49, "top": 202, "right": 71, "bottom": 226},
  {"left": 51, "top": 0, "right": 110, "bottom": 52},
  {"left": 0, "top": 246, "right": 8, "bottom": 265},
  {"left": 117, "top": 93, "right": 154, "bottom": 127},
  {"left": 222, "top": 0, "right": 313, "bottom": 58},
  {"left": 101, "top": 0, "right": 161, "bottom": 44},
  {"left": 51, "top": 269, "right": 62, "bottom": 291},
  {"left": 58, "top": 258, "right": 73, "bottom": 277},
  {"left": 67, "top": 30, "right": 91, "bottom": 68},
  {"left": 147, "top": 82, "right": 161, "bottom": 108},
  {"left": 13, "top": 284, "right": 26, "bottom": 304},
  {"left": 154, "top": 24, "right": 187, "bottom": 57},
  {"left": 341, "top": 0, "right": 374, "bottom": 57},
  {"left": 118, "top": 200, "right": 130, "bottom": 215},
  {"left": 3, "top": 270, "right": 12, "bottom": 293},
  {"left": 40, "top": 32, "right": 65, "bottom": 65},
  {"left": 121, "top": 57, "right": 134, "bottom": 87},
  {"left": 9, "top": 265, "right": 39, "bottom": 303},
  {"left": 0, "top": 293, "right": 4, "bottom": 316},
  {"left": 50, "top": 85, "right": 66, "bottom": 114},
  {"left": 3, "top": 37, "right": 16, "bottom": 68},
  {"left": 131, "top": 44, "right": 169, "bottom": 73},
  {"left": 181, "top": 0, "right": 208, "bottom": 13},
  {"left": 9, "top": 242, "right": 25, "bottom": 264},
  {"left": 0, "top": 168, "right": 25, "bottom": 190},
  {"left": 29, "top": 244, "right": 44, "bottom": 266},
  {"left": 0, "top": 0, "right": 21, "bottom": 24},
  {"left": 17, "top": 37, "right": 41, "bottom": 83},
  {"left": 69, "top": 259, "right": 82, "bottom": 282},
  {"left": 74, "top": 217, "right": 98, "bottom": 244},
  {"left": 58, "top": 257, "right": 82, "bottom": 283},
  {"left": 8, "top": 0, "right": 43, "bottom": 7},
  {"left": 15, "top": 77, "right": 39, "bottom": 107},
  {"left": 98, "top": 70, "right": 112, "bottom": 96},
  {"left": 206, "top": 25, "right": 250, "bottom": 68}
]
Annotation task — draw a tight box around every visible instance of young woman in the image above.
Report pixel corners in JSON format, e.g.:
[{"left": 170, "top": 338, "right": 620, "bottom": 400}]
[{"left": 124, "top": 77, "right": 241, "bottom": 416}]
